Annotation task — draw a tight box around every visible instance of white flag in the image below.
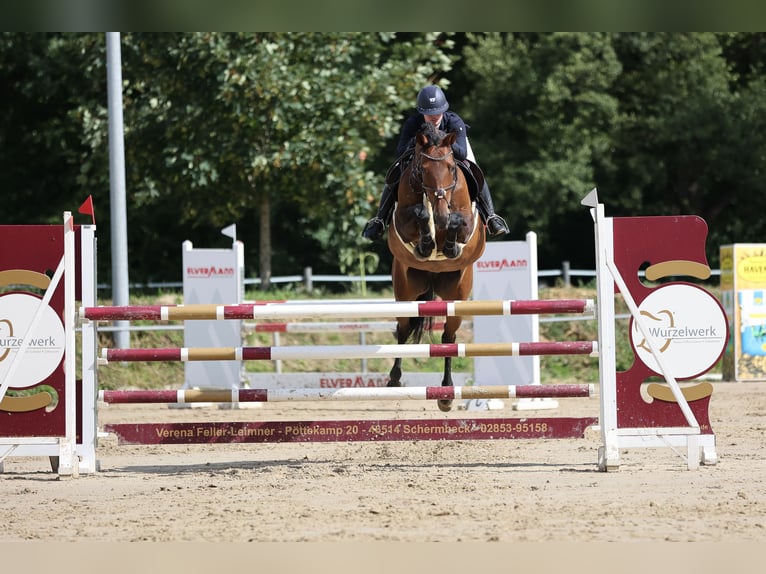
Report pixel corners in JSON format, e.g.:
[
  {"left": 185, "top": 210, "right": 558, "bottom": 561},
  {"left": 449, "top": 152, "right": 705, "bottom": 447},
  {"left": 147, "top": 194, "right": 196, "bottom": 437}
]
[{"left": 221, "top": 224, "right": 237, "bottom": 241}]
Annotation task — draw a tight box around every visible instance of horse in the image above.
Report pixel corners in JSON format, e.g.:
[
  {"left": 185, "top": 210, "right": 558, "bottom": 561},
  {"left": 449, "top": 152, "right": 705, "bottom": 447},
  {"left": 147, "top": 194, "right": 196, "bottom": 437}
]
[{"left": 386, "top": 122, "right": 487, "bottom": 412}]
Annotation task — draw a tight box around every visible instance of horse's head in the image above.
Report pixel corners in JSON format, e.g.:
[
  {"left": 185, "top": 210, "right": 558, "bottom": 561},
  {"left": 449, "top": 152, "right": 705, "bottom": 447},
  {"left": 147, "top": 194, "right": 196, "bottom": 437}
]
[{"left": 411, "top": 123, "right": 459, "bottom": 230}]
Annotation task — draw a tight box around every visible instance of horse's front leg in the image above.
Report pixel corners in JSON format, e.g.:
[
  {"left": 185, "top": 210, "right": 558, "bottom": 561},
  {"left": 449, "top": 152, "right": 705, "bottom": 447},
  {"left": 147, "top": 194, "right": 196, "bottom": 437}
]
[
  {"left": 412, "top": 203, "right": 435, "bottom": 258},
  {"left": 437, "top": 317, "right": 461, "bottom": 412},
  {"left": 442, "top": 213, "right": 465, "bottom": 259}
]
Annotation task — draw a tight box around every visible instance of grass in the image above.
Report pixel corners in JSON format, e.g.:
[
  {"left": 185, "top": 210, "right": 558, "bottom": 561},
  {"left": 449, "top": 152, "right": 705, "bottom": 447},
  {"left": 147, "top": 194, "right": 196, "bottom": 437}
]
[{"left": 93, "top": 283, "right": 723, "bottom": 390}]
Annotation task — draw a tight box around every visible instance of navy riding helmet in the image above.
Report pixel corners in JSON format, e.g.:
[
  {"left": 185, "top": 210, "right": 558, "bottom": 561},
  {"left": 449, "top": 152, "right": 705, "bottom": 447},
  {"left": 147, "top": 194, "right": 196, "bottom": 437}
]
[{"left": 416, "top": 85, "right": 449, "bottom": 115}]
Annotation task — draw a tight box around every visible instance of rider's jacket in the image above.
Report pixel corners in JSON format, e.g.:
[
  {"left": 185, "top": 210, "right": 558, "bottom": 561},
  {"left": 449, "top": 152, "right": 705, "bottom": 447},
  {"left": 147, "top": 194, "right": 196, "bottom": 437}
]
[{"left": 395, "top": 111, "right": 469, "bottom": 161}]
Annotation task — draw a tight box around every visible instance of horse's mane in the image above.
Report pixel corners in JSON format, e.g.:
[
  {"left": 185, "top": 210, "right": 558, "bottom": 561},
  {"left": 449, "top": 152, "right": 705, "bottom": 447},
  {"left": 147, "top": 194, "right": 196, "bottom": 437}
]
[{"left": 418, "top": 122, "right": 446, "bottom": 147}]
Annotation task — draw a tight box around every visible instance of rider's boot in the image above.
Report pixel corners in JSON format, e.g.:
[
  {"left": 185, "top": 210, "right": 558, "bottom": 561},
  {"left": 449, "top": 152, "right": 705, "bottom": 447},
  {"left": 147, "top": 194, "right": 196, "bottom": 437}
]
[
  {"left": 477, "top": 181, "right": 510, "bottom": 236},
  {"left": 362, "top": 183, "right": 395, "bottom": 241}
]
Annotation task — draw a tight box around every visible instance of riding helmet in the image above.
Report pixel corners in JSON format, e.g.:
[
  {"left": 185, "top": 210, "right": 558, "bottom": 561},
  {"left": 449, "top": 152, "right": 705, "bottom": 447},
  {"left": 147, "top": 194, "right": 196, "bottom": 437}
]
[{"left": 416, "top": 85, "right": 449, "bottom": 115}]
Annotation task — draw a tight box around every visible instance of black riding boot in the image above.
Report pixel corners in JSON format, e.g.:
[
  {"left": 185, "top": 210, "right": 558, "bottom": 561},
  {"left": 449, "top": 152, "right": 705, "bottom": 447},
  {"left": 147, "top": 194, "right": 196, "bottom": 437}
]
[
  {"left": 362, "top": 183, "right": 396, "bottom": 241},
  {"left": 477, "top": 181, "right": 510, "bottom": 236}
]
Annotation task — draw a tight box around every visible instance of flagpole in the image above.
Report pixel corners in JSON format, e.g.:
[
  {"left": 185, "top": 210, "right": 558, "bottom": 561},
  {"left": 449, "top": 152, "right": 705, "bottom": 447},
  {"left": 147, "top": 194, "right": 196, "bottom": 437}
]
[{"left": 106, "top": 32, "right": 130, "bottom": 348}]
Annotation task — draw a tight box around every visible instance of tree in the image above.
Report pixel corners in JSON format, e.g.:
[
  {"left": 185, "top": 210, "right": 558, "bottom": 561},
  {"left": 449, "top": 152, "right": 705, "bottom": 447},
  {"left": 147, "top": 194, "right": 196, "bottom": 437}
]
[
  {"left": 7, "top": 32, "right": 766, "bottom": 282},
  {"left": 0, "top": 33, "right": 104, "bottom": 225},
  {"left": 604, "top": 33, "right": 766, "bottom": 262},
  {"left": 459, "top": 33, "right": 621, "bottom": 267},
  {"left": 93, "top": 32, "right": 454, "bottom": 287},
  {"left": 454, "top": 32, "right": 766, "bottom": 269}
]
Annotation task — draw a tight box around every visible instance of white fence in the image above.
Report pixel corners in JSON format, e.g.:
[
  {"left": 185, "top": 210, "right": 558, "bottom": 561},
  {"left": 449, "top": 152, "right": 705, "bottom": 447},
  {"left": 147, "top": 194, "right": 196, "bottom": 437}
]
[{"left": 103, "top": 264, "right": 723, "bottom": 293}]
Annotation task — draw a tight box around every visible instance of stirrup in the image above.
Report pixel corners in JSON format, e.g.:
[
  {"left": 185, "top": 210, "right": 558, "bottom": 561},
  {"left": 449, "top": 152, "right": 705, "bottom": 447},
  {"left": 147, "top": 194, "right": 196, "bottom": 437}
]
[
  {"left": 362, "top": 217, "right": 386, "bottom": 241},
  {"left": 486, "top": 214, "right": 510, "bottom": 236}
]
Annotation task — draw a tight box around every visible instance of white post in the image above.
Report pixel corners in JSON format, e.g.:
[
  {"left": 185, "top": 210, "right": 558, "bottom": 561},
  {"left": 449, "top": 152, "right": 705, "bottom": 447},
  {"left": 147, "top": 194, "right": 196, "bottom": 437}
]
[
  {"left": 583, "top": 191, "right": 620, "bottom": 471},
  {"left": 78, "top": 224, "right": 98, "bottom": 473},
  {"left": 57, "top": 212, "right": 79, "bottom": 476}
]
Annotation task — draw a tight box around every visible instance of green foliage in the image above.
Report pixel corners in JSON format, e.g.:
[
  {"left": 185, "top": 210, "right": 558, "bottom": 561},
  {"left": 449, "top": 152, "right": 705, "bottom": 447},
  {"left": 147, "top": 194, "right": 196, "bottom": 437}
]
[
  {"left": 1, "top": 32, "right": 454, "bottom": 284},
  {"left": 4, "top": 33, "right": 766, "bottom": 280},
  {"left": 111, "top": 32, "right": 455, "bottom": 283},
  {"left": 593, "top": 33, "right": 766, "bottom": 268},
  {"left": 458, "top": 32, "right": 766, "bottom": 270},
  {"left": 461, "top": 32, "right": 622, "bottom": 267},
  {"left": 0, "top": 33, "right": 104, "bottom": 224}
]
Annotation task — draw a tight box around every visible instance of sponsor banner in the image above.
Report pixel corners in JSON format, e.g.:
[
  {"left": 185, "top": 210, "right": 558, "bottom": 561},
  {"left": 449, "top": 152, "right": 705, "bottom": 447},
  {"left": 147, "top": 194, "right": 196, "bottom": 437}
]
[
  {"left": 245, "top": 372, "right": 472, "bottom": 390},
  {"left": 721, "top": 244, "right": 766, "bottom": 381},
  {"left": 104, "top": 416, "right": 598, "bottom": 445},
  {"left": 182, "top": 240, "right": 244, "bottom": 389},
  {"left": 473, "top": 234, "right": 537, "bottom": 386}
]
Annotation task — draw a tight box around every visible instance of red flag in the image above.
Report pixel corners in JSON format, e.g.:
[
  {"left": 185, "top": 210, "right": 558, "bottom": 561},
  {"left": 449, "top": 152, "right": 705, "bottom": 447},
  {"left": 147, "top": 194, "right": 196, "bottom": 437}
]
[{"left": 78, "top": 195, "right": 96, "bottom": 225}]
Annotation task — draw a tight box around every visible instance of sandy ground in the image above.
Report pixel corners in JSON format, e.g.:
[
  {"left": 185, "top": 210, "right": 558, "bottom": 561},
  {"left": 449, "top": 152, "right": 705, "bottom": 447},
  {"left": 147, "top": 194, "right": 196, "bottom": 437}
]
[{"left": 1, "top": 381, "right": 765, "bottom": 546}]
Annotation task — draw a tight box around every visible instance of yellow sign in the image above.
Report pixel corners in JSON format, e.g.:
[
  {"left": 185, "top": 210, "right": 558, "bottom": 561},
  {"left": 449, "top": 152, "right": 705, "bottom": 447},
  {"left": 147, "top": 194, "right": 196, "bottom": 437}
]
[
  {"left": 737, "top": 255, "right": 766, "bottom": 285},
  {"left": 721, "top": 244, "right": 766, "bottom": 381}
]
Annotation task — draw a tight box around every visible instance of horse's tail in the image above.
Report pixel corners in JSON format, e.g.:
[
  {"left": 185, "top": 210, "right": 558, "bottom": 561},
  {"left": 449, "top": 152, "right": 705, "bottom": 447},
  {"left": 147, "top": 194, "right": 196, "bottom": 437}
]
[{"left": 408, "top": 286, "right": 435, "bottom": 344}]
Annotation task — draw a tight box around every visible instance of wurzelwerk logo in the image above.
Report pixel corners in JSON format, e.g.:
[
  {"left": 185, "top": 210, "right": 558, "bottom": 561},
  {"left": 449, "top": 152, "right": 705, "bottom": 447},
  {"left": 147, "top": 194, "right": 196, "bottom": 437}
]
[
  {"left": 0, "top": 333, "right": 59, "bottom": 352},
  {"left": 0, "top": 293, "right": 66, "bottom": 388},
  {"left": 186, "top": 266, "right": 236, "bottom": 278},
  {"left": 643, "top": 319, "right": 720, "bottom": 343},
  {"left": 635, "top": 309, "right": 720, "bottom": 354},
  {"left": 476, "top": 258, "right": 528, "bottom": 272},
  {"left": 630, "top": 284, "right": 727, "bottom": 379}
]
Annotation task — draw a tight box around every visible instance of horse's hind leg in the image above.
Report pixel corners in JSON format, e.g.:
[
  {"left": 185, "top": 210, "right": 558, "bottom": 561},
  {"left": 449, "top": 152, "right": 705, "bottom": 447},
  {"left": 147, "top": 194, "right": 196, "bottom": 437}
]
[
  {"left": 388, "top": 357, "right": 403, "bottom": 387},
  {"left": 437, "top": 316, "right": 461, "bottom": 412},
  {"left": 387, "top": 318, "right": 411, "bottom": 387}
]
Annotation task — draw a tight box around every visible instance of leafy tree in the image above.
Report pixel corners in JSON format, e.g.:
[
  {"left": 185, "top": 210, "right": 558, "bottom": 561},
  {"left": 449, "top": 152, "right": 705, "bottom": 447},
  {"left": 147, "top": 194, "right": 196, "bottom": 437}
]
[
  {"left": 97, "top": 32, "right": 453, "bottom": 287},
  {"left": 456, "top": 32, "right": 766, "bottom": 269},
  {"left": 604, "top": 33, "right": 766, "bottom": 263},
  {"left": 0, "top": 33, "right": 103, "bottom": 224},
  {"left": 6, "top": 32, "right": 766, "bottom": 284},
  {"left": 459, "top": 32, "right": 621, "bottom": 267},
  {"left": 1, "top": 32, "right": 454, "bottom": 287}
]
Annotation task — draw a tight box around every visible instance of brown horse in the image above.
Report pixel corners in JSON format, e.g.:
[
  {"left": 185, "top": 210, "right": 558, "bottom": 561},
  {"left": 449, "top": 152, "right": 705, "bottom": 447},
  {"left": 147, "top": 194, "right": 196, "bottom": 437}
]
[{"left": 386, "top": 123, "right": 486, "bottom": 411}]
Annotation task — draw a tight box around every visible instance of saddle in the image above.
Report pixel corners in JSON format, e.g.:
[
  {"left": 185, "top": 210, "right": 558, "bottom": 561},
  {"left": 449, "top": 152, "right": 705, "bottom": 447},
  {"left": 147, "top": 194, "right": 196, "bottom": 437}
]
[{"left": 385, "top": 150, "right": 484, "bottom": 201}]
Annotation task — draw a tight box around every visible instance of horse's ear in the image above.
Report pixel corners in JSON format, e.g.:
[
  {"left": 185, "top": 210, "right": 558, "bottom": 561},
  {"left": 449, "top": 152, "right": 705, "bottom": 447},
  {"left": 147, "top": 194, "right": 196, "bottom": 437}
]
[
  {"left": 443, "top": 131, "right": 457, "bottom": 146},
  {"left": 416, "top": 133, "right": 429, "bottom": 147}
]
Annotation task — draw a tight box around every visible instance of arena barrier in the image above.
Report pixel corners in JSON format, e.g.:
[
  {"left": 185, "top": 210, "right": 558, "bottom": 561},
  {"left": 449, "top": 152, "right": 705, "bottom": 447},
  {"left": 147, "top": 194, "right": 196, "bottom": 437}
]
[
  {"left": 0, "top": 189, "right": 726, "bottom": 475},
  {"left": 98, "top": 386, "right": 598, "bottom": 444},
  {"left": 103, "top": 417, "right": 600, "bottom": 445}
]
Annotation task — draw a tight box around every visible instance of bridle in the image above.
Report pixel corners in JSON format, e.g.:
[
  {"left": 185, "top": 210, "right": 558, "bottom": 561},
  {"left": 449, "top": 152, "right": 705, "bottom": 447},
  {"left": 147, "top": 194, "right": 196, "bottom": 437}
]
[{"left": 409, "top": 146, "right": 458, "bottom": 207}]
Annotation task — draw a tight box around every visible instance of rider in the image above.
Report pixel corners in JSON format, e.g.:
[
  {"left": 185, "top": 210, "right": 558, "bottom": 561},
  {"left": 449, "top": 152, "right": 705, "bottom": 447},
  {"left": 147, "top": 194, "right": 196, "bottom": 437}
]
[{"left": 361, "top": 84, "right": 510, "bottom": 241}]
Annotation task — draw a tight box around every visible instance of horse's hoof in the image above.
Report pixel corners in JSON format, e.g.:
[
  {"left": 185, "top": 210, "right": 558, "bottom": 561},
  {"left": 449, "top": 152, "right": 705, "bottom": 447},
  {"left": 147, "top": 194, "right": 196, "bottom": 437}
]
[
  {"left": 387, "top": 381, "right": 402, "bottom": 387},
  {"left": 416, "top": 241, "right": 434, "bottom": 258},
  {"left": 443, "top": 243, "right": 461, "bottom": 259},
  {"left": 437, "top": 399, "right": 453, "bottom": 412}
]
